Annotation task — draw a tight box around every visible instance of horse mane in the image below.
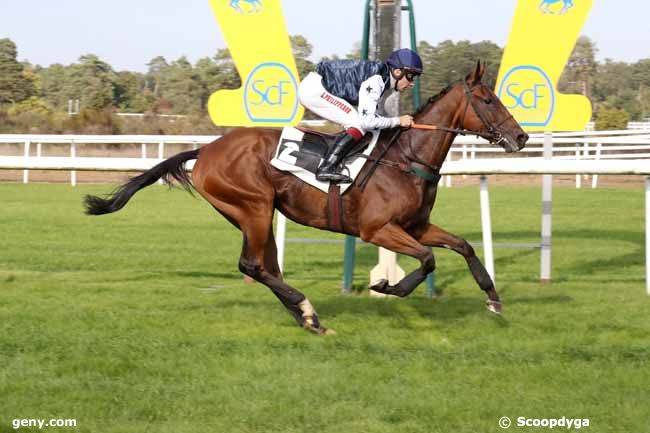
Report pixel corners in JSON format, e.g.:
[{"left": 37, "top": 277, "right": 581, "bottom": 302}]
[{"left": 412, "top": 80, "right": 462, "bottom": 117}]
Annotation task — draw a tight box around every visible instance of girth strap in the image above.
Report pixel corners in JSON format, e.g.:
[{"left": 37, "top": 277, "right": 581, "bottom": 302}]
[
  {"left": 409, "top": 161, "right": 441, "bottom": 185},
  {"left": 327, "top": 184, "right": 343, "bottom": 232}
]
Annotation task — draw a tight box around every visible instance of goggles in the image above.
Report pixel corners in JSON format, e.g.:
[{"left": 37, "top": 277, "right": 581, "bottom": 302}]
[{"left": 403, "top": 70, "right": 421, "bottom": 82}]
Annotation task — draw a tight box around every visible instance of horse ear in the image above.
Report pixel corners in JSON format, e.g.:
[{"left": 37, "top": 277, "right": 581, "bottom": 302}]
[
  {"left": 478, "top": 60, "right": 486, "bottom": 80},
  {"left": 466, "top": 60, "right": 483, "bottom": 85}
]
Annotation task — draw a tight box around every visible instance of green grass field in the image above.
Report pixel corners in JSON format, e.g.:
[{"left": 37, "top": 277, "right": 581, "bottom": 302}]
[{"left": 1, "top": 182, "right": 649, "bottom": 433}]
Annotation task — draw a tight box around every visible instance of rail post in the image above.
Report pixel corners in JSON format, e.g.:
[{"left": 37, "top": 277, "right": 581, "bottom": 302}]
[
  {"left": 23, "top": 140, "right": 30, "bottom": 184},
  {"left": 157, "top": 142, "right": 164, "bottom": 185},
  {"left": 70, "top": 140, "right": 76, "bottom": 186},
  {"left": 541, "top": 132, "right": 553, "bottom": 283},
  {"left": 479, "top": 175, "right": 495, "bottom": 282},
  {"left": 276, "top": 213, "right": 287, "bottom": 273}
]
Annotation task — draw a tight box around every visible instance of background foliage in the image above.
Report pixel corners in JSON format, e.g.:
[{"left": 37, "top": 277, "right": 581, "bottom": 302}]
[{"left": 0, "top": 35, "right": 648, "bottom": 134}]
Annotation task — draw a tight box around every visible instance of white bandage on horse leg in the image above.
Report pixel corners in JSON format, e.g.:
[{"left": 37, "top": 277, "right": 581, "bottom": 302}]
[{"left": 298, "top": 299, "right": 317, "bottom": 326}]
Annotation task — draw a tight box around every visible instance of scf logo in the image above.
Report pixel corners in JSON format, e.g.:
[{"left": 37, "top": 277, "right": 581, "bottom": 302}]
[
  {"left": 497, "top": 65, "right": 555, "bottom": 127},
  {"left": 244, "top": 62, "right": 298, "bottom": 123},
  {"left": 504, "top": 83, "right": 547, "bottom": 109},
  {"left": 250, "top": 79, "right": 291, "bottom": 106}
]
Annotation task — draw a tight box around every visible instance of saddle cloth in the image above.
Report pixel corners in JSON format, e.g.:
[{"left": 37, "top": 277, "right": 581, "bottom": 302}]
[{"left": 270, "top": 127, "right": 380, "bottom": 194}]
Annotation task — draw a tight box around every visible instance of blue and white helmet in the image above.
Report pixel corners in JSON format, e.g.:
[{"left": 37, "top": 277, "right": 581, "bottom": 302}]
[{"left": 386, "top": 48, "right": 423, "bottom": 74}]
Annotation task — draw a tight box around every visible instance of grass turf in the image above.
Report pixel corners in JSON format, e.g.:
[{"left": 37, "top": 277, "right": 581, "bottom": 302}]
[{"left": 0, "top": 182, "right": 648, "bottom": 433}]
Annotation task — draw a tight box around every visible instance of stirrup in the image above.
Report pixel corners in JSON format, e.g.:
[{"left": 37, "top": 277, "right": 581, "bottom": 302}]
[{"left": 316, "top": 168, "right": 353, "bottom": 184}]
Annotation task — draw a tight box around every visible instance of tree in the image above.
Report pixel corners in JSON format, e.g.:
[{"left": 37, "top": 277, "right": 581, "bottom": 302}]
[
  {"left": 37, "top": 64, "right": 71, "bottom": 110},
  {"left": 595, "top": 105, "right": 629, "bottom": 130},
  {"left": 290, "top": 35, "right": 315, "bottom": 80},
  {"left": 631, "top": 58, "right": 650, "bottom": 120},
  {"left": 418, "top": 39, "right": 502, "bottom": 96},
  {"left": 399, "top": 39, "right": 502, "bottom": 111},
  {"left": 0, "top": 38, "right": 35, "bottom": 105},
  {"left": 146, "top": 56, "right": 169, "bottom": 96},
  {"left": 158, "top": 56, "right": 203, "bottom": 114},
  {"left": 591, "top": 59, "right": 641, "bottom": 118},
  {"left": 345, "top": 41, "right": 362, "bottom": 60},
  {"left": 114, "top": 71, "right": 150, "bottom": 112},
  {"left": 194, "top": 56, "right": 222, "bottom": 110},
  {"left": 65, "top": 54, "right": 116, "bottom": 110},
  {"left": 212, "top": 48, "right": 241, "bottom": 90},
  {"left": 558, "top": 36, "right": 598, "bottom": 97}
]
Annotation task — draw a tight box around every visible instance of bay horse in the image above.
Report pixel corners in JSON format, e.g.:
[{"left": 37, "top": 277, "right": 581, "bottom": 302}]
[{"left": 85, "top": 61, "right": 528, "bottom": 335}]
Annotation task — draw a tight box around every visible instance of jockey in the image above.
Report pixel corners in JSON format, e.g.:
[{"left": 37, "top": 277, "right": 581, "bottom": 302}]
[{"left": 298, "top": 48, "right": 423, "bottom": 183}]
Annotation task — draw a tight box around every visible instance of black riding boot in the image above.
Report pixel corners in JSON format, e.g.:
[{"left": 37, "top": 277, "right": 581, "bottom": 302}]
[{"left": 315, "top": 132, "right": 358, "bottom": 183}]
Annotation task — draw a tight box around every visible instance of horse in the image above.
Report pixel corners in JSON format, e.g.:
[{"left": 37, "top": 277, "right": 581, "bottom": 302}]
[
  {"left": 84, "top": 61, "right": 528, "bottom": 335},
  {"left": 538, "top": 0, "right": 574, "bottom": 14},
  {"left": 229, "top": 0, "right": 262, "bottom": 14}
]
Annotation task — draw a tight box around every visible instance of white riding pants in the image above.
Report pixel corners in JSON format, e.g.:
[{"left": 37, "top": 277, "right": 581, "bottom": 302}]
[{"left": 298, "top": 72, "right": 364, "bottom": 134}]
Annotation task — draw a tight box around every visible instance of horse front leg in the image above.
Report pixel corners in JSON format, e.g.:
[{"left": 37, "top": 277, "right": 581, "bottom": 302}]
[
  {"left": 361, "top": 223, "right": 435, "bottom": 297},
  {"left": 416, "top": 223, "right": 502, "bottom": 314}
]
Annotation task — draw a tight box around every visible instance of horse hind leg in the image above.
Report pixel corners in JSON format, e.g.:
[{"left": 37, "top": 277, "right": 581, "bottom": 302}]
[
  {"left": 196, "top": 180, "right": 331, "bottom": 334},
  {"left": 262, "top": 231, "right": 312, "bottom": 327},
  {"left": 238, "top": 214, "right": 334, "bottom": 335}
]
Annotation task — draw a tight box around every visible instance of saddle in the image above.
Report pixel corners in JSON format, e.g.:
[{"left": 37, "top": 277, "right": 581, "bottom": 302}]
[
  {"left": 291, "top": 127, "right": 372, "bottom": 172},
  {"left": 271, "top": 127, "right": 381, "bottom": 194}
]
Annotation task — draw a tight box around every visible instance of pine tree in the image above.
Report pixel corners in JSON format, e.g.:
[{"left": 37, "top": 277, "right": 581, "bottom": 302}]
[{"left": 0, "top": 38, "right": 35, "bottom": 105}]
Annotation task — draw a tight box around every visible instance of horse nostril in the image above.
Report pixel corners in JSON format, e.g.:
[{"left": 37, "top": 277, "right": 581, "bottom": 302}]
[{"left": 517, "top": 133, "right": 529, "bottom": 145}]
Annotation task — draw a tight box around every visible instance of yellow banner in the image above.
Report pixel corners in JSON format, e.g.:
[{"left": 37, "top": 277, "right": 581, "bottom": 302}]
[
  {"left": 207, "top": 0, "right": 304, "bottom": 126},
  {"left": 495, "top": 0, "right": 594, "bottom": 131}
]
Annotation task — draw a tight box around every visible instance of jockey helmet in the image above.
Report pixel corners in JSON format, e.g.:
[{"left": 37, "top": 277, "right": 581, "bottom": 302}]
[{"left": 387, "top": 48, "right": 423, "bottom": 74}]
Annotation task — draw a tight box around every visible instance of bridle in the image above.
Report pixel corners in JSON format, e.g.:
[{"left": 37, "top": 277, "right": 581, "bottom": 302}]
[
  {"left": 357, "top": 80, "right": 516, "bottom": 188},
  {"left": 459, "top": 80, "right": 513, "bottom": 146},
  {"left": 412, "top": 80, "right": 514, "bottom": 146}
]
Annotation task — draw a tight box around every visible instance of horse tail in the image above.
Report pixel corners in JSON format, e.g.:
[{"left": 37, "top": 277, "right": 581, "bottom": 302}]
[{"left": 84, "top": 148, "right": 200, "bottom": 215}]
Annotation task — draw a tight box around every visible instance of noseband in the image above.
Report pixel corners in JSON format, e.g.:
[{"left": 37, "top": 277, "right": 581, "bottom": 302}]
[{"left": 459, "top": 80, "right": 513, "bottom": 146}]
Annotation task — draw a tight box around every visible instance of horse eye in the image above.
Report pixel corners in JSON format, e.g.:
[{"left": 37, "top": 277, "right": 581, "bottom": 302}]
[{"left": 484, "top": 98, "right": 492, "bottom": 105}]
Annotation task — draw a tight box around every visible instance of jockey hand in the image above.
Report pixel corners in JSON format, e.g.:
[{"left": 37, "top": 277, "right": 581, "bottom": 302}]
[{"left": 399, "top": 115, "right": 414, "bottom": 128}]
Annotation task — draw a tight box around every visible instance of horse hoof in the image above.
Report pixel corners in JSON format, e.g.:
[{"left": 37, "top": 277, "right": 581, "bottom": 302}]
[
  {"left": 321, "top": 327, "right": 337, "bottom": 336},
  {"left": 486, "top": 300, "right": 502, "bottom": 315},
  {"left": 369, "top": 279, "right": 388, "bottom": 291},
  {"left": 303, "top": 323, "right": 336, "bottom": 336}
]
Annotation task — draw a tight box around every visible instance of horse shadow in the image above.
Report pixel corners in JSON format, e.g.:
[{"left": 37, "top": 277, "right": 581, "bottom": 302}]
[
  {"left": 461, "top": 228, "right": 645, "bottom": 278},
  {"left": 190, "top": 225, "right": 642, "bottom": 327}
]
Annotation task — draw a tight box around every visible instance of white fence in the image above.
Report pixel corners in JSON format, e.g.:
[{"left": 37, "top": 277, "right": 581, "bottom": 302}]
[
  {"left": 1, "top": 132, "right": 649, "bottom": 294},
  {"left": 0, "top": 134, "right": 216, "bottom": 185},
  {"left": 446, "top": 129, "right": 650, "bottom": 188},
  {"left": 3, "top": 129, "right": 650, "bottom": 187}
]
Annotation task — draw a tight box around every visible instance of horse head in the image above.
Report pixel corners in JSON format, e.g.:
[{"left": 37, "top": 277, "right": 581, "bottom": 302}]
[
  {"left": 411, "top": 61, "right": 527, "bottom": 154},
  {"left": 458, "top": 61, "right": 528, "bottom": 153}
]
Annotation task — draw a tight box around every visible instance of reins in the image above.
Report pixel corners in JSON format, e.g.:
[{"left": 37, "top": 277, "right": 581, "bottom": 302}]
[
  {"left": 356, "top": 128, "right": 441, "bottom": 189},
  {"left": 356, "top": 80, "right": 512, "bottom": 189},
  {"left": 411, "top": 123, "right": 488, "bottom": 139}
]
